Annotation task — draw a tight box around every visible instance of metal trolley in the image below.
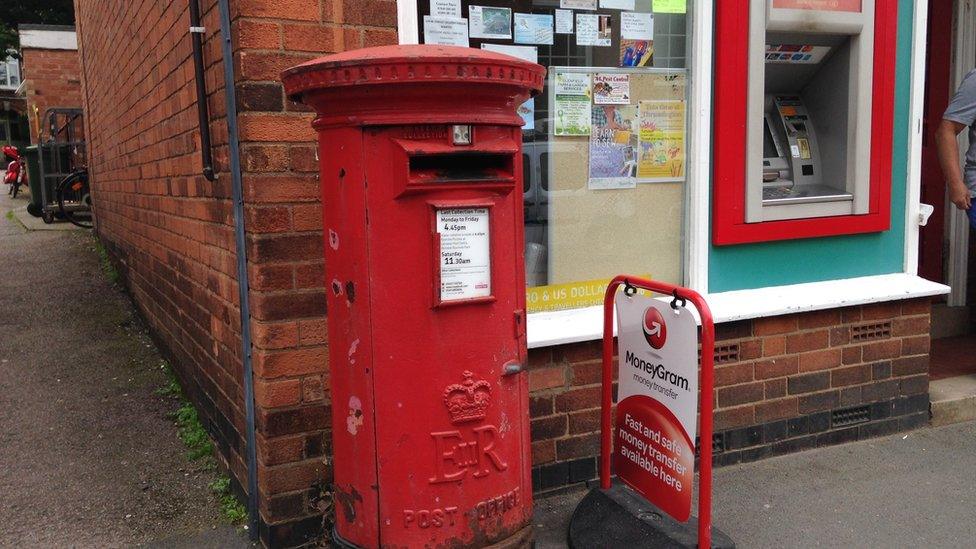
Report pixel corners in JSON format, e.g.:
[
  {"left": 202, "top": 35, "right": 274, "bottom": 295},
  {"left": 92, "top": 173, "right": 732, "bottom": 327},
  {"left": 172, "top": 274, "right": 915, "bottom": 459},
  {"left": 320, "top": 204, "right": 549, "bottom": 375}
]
[{"left": 36, "top": 108, "right": 90, "bottom": 226}]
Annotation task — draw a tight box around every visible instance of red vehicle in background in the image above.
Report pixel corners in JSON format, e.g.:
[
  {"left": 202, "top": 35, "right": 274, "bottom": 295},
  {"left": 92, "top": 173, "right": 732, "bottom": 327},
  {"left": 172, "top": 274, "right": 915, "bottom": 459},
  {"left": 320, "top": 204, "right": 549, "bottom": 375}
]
[{"left": 4, "top": 145, "right": 26, "bottom": 198}]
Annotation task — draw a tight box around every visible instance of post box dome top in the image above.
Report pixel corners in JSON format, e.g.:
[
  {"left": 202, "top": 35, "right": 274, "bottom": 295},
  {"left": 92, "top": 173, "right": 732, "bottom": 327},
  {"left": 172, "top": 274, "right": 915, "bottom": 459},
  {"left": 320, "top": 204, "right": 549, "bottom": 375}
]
[
  {"left": 281, "top": 45, "right": 545, "bottom": 103},
  {"left": 281, "top": 45, "right": 546, "bottom": 128}
]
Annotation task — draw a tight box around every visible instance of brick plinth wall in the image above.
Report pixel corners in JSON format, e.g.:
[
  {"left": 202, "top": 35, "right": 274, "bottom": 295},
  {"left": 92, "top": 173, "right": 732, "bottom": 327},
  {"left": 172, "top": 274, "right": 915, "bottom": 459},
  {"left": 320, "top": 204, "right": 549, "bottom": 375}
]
[
  {"left": 528, "top": 298, "right": 932, "bottom": 492},
  {"left": 20, "top": 44, "right": 83, "bottom": 143}
]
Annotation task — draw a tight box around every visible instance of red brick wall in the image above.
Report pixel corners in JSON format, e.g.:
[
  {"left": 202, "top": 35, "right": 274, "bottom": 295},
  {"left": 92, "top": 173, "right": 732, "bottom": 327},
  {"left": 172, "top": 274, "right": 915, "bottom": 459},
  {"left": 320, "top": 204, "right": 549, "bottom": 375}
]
[
  {"left": 20, "top": 46, "right": 82, "bottom": 143},
  {"left": 527, "top": 299, "right": 932, "bottom": 489},
  {"left": 75, "top": 0, "right": 399, "bottom": 546},
  {"left": 234, "top": 1, "right": 397, "bottom": 545}
]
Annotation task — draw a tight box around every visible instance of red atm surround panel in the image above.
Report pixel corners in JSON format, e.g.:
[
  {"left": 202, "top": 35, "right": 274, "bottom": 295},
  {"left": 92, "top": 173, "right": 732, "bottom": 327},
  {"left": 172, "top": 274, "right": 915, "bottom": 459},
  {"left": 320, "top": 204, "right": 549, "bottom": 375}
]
[{"left": 712, "top": 1, "right": 897, "bottom": 245}]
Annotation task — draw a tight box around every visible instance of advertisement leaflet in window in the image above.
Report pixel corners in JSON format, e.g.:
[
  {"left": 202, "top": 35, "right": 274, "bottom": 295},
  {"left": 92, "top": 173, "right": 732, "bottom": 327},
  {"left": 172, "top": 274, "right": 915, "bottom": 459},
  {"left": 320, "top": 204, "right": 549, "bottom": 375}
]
[
  {"left": 554, "top": 72, "right": 593, "bottom": 136},
  {"left": 593, "top": 73, "right": 631, "bottom": 104},
  {"left": 561, "top": 0, "right": 597, "bottom": 9},
  {"left": 600, "top": 0, "right": 636, "bottom": 9},
  {"left": 576, "top": 14, "right": 612, "bottom": 46},
  {"left": 514, "top": 13, "right": 554, "bottom": 45},
  {"left": 430, "top": 0, "right": 461, "bottom": 18},
  {"left": 652, "top": 0, "right": 687, "bottom": 14},
  {"left": 589, "top": 104, "right": 639, "bottom": 190},
  {"left": 637, "top": 99, "right": 686, "bottom": 182},
  {"left": 424, "top": 16, "right": 469, "bottom": 47},
  {"left": 555, "top": 9, "right": 574, "bottom": 34},
  {"left": 469, "top": 6, "right": 512, "bottom": 39},
  {"left": 621, "top": 11, "right": 654, "bottom": 40}
]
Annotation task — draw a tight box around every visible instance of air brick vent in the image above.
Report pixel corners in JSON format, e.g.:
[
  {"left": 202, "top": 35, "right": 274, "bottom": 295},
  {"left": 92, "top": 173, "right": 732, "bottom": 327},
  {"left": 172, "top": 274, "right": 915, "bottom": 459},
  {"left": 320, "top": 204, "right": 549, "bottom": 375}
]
[
  {"left": 714, "top": 343, "right": 741, "bottom": 365},
  {"left": 852, "top": 321, "right": 892, "bottom": 342},
  {"left": 831, "top": 404, "right": 871, "bottom": 427},
  {"left": 696, "top": 433, "right": 726, "bottom": 457}
]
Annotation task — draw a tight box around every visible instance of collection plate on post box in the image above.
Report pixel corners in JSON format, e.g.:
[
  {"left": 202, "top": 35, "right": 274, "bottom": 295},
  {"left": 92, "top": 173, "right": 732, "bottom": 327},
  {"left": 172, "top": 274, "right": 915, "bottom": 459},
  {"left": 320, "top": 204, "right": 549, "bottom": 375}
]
[{"left": 436, "top": 208, "right": 492, "bottom": 302}]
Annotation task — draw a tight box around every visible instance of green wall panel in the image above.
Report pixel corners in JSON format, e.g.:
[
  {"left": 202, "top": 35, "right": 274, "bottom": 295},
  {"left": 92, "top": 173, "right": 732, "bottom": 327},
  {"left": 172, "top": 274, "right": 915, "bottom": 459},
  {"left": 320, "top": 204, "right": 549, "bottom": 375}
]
[{"left": 708, "top": 0, "right": 913, "bottom": 293}]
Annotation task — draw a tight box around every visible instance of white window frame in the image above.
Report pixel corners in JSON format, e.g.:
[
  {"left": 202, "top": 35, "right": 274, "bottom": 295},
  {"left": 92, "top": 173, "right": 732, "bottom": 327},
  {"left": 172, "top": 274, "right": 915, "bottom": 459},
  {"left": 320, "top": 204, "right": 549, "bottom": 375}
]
[{"left": 395, "top": 0, "right": 712, "bottom": 347}]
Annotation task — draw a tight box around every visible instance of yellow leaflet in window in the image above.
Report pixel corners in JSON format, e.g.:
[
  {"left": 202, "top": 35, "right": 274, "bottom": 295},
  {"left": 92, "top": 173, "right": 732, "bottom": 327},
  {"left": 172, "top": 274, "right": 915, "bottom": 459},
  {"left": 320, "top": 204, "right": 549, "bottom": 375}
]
[
  {"left": 526, "top": 274, "right": 652, "bottom": 313},
  {"left": 653, "top": 0, "right": 687, "bottom": 14}
]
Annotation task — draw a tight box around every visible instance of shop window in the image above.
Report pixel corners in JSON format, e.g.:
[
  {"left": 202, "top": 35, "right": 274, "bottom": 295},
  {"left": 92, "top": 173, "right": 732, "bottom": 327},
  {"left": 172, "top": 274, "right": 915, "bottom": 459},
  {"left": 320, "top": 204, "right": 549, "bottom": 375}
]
[{"left": 415, "top": 0, "right": 692, "bottom": 313}]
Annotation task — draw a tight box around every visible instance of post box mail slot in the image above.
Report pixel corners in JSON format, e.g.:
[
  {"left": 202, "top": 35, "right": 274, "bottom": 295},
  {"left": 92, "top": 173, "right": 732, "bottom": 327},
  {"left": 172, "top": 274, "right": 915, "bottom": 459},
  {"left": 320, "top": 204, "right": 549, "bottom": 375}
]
[
  {"left": 282, "top": 45, "right": 544, "bottom": 549},
  {"left": 408, "top": 152, "right": 515, "bottom": 184}
]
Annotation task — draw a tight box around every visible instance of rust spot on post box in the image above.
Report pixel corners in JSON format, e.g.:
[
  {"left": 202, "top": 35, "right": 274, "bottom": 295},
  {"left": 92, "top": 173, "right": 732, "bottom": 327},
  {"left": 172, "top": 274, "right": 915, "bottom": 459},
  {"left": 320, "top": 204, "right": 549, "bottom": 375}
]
[{"left": 334, "top": 484, "right": 363, "bottom": 523}]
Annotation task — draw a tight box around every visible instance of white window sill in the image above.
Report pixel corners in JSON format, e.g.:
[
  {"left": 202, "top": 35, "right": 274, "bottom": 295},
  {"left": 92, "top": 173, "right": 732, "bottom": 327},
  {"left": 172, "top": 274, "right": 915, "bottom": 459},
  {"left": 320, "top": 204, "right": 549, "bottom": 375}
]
[{"left": 527, "top": 273, "right": 950, "bottom": 349}]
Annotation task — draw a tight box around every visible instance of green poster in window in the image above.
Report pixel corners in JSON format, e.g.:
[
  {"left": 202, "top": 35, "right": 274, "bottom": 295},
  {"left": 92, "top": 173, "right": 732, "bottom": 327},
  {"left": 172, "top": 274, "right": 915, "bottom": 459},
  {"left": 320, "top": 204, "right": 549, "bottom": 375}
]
[{"left": 653, "top": 0, "right": 686, "bottom": 13}]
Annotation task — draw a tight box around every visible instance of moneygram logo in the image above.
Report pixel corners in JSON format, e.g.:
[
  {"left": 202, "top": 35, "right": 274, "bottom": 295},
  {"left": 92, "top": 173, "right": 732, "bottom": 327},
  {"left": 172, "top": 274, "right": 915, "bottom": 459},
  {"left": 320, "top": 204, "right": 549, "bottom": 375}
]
[{"left": 642, "top": 306, "right": 667, "bottom": 350}]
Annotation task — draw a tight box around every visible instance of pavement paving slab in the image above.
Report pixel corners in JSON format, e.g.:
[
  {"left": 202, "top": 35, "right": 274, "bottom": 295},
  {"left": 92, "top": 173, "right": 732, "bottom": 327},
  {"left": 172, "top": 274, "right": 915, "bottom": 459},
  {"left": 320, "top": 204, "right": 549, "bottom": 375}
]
[
  {"left": 0, "top": 191, "right": 253, "bottom": 548},
  {"left": 534, "top": 420, "right": 976, "bottom": 548}
]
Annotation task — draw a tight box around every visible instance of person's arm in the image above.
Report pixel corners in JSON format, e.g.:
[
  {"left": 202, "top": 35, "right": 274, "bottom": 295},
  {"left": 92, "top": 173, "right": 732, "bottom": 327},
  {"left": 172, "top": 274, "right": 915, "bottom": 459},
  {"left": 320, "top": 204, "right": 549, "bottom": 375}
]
[{"left": 935, "top": 118, "right": 970, "bottom": 210}]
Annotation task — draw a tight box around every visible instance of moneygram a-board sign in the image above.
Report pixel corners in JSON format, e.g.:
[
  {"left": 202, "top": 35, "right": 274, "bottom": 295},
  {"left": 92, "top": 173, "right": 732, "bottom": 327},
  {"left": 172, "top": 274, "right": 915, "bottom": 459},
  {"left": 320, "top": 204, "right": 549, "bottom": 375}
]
[{"left": 614, "top": 291, "right": 698, "bottom": 522}]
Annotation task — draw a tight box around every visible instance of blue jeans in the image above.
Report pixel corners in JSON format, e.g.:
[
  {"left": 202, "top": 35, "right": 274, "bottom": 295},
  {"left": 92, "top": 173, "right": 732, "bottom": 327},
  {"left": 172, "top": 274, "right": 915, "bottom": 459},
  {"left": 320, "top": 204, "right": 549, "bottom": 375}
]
[{"left": 968, "top": 205, "right": 976, "bottom": 229}]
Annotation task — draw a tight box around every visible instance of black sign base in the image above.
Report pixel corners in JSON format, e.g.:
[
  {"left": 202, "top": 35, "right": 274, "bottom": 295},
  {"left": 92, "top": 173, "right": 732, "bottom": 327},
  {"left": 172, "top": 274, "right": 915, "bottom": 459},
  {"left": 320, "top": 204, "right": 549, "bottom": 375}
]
[{"left": 568, "top": 482, "right": 736, "bottom": 549}]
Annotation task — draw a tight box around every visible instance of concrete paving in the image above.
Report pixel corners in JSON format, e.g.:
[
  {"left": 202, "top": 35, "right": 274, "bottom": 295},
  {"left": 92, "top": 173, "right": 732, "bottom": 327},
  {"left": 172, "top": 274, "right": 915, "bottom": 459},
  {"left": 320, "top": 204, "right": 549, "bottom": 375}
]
[
  {"left": 534, "top": 420, "right": 976, "bottom": 548},
  {"left": 0, "top": 190, "right": 252, "bottom": 547},
  {"left": 5, "top": 187, "right": 85, "bottom": 231}
]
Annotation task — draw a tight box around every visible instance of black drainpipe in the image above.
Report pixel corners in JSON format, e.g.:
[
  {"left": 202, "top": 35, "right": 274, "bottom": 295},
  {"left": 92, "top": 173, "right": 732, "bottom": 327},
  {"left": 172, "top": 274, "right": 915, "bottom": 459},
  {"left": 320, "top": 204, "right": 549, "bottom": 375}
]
[
  {"left": 189, "top": 0, "right": 216, "bottom": 182},
  {"left": 208, "top": 0, "right": 261, "bottom": 538}
]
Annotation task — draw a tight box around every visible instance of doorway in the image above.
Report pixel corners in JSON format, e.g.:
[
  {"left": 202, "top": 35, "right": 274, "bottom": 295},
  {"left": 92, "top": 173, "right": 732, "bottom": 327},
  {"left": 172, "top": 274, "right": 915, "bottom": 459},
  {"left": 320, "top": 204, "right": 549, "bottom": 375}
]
[
  {"left": 919, "top": 0, "right": 976, "bottom": 342},
  {"left": 920, "top": 0, "right": 976, "bottom": 419}
]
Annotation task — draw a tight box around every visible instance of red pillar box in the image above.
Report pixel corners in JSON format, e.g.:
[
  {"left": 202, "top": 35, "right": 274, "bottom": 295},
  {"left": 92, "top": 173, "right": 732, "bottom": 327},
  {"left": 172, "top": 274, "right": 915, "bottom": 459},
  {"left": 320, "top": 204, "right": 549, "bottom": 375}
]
[{"left": 282, "top": 46, "right": 544, "bottom": 549}]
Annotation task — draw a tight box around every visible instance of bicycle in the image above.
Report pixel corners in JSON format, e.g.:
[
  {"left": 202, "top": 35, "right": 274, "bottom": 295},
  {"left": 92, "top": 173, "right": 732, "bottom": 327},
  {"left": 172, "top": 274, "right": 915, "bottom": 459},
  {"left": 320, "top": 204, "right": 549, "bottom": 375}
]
[{"left": 55, "top": 169, "right": 94, "bottom": 229}]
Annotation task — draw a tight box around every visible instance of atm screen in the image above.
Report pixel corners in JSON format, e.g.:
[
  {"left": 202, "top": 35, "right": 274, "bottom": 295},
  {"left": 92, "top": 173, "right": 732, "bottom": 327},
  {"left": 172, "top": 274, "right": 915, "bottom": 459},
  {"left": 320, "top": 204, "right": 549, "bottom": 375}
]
[{"left": 763, "top": 119, "right": 780, "bottom": 159}]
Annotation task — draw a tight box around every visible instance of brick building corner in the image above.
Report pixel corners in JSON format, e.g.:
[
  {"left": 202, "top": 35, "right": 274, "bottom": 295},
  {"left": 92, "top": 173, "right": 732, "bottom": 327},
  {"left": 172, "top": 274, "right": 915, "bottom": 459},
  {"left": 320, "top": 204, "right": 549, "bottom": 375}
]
[{"left": 18, "top": 24, "right": 82, "bottom": 144}]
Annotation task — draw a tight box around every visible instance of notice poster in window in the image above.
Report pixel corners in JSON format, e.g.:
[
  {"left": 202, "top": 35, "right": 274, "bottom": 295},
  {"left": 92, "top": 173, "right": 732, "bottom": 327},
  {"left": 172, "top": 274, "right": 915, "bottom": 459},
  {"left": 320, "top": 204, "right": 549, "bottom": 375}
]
[
  {"left": 424, "top": 16, "right": 469, "bottom": 46},
  {"left": 577, "top": 14, "right": 612, "bottom": 46},
  {"left": 620, "top": 40, "right": 652, "bottom": 67},
  {"left": 514, "top": 13, "right": 554, "bottom": 45},
  {"left": 652, "top": 0, "right": 686, "bottom": 13},
  {"left": 481, "top": 44, "right": 538, "bottom": 130},
  {"left": 593, "top": 73, "right": 631, "bottom": 104},
  {"left": 637, "top": 99, "right": 686, "bottom": 182},
  {"left": 431, "top": 0, "right": 462, "bottom": 18},
  {"left": 589, "top": 104, "right": 638, "bottom": 189},
  {"left": 554, "top": 72, "right": 592, "bottom": 136},
  {"left": 469, "top": 6, "right": 512, "bottom": 39},
  {"left": 555, "top": 9, "right": 574, "bottom": 33},
  {"left": 601, "top": 0, "right": 636, "bottom": 9},
  {"left": 561, "top": 0, "right": 597, "bottom": 9},
  {"left": 621, "top": 11, "right": 653, "bottom": 39}
]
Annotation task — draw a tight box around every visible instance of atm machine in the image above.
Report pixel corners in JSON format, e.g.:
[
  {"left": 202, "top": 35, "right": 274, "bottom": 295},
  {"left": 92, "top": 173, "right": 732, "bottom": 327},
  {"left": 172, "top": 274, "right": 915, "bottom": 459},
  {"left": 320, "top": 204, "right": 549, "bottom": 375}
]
[{"left": 746, "top": 1, "right": 875, "bottom": 223}]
